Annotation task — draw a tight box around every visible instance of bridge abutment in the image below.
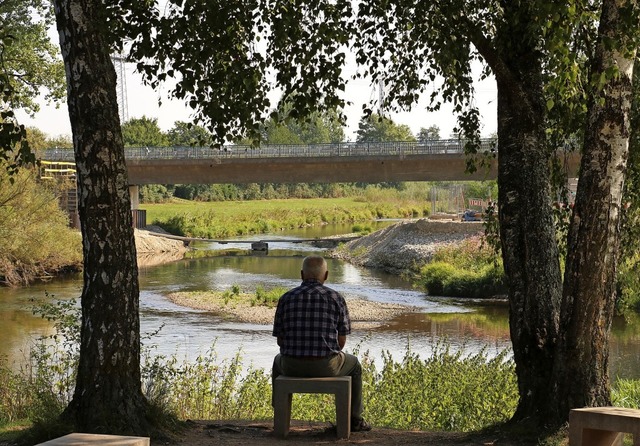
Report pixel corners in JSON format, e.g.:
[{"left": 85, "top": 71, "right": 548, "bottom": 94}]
[{"left": 129, "top": 185, "right": 140, "bottom": 210}]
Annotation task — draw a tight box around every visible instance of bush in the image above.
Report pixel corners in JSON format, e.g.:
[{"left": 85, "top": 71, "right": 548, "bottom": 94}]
[
  {"left": 0, "top": 165, "right": 82, "bottom": 285},
  {"left": 616, "top": 252, "right": 640, "bottom": 314},
  {"left": 140, "top": 184, "right": 173, "bottom": 203},
  {"left": 416, "top": 239, "right": 507, "bottom": 298}
]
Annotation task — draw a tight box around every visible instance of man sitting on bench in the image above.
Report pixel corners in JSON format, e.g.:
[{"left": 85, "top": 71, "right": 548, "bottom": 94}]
[{"left": 272, "top": 255, "right": 371, "bottom": 432}]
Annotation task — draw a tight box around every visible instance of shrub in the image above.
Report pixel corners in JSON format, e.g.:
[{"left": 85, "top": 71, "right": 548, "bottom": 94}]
[
  {"left": 0, "top": 165, "right": 82, "bottom": 286},
  {"left": 416, "top": 239, "right": 507, "bottom": 298},
  {"left": 418, "top": 262, "right": 456, "bottom": 296},
  {"left": 351, "top": 224, "right": 372, "bottom": 234},
  {"left": 616, "top": 252, "right": 640, "bottom": 314}
]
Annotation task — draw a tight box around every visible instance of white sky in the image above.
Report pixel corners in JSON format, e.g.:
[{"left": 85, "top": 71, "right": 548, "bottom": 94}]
[{"left": 16, "top": 41, "right": 498, "bottom": 142}]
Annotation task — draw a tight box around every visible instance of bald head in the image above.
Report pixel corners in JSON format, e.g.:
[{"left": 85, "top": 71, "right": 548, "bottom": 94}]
[{"left": 301, "top": 256, "right": 329, "bottom": 282}]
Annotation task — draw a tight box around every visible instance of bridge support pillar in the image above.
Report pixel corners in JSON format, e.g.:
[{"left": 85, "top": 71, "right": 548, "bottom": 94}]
[{"left": 129, "top": 185, "right": 140, "bottom": 210}]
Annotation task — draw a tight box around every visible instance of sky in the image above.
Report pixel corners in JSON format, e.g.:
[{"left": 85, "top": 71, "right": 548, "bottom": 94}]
[{"left": 16, "top": 55, "right": 498, "bottom": 143}]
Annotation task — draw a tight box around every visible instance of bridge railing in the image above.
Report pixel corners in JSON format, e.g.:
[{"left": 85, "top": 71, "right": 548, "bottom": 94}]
[{"left": 41, "top": 139, "right": 498, "bottom": 161}]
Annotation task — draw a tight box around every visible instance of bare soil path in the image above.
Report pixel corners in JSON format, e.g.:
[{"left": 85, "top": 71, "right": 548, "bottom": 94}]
[{"left": 165, "top": 420, "right": 539, "bottom": 446}]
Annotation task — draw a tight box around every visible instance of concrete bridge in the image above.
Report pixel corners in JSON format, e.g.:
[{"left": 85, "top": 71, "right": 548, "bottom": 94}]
[
  {"left": 41, "top": 140, "right": 509, "bottom": 185},
  {"left": 41, "top": 139, "right": 583, "bottom": 184},
  {"left": 41, "top": 140, "right": 580, "bottom": 227}
]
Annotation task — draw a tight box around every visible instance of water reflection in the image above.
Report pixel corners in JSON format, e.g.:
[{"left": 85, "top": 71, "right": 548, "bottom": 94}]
[{"left": 2, "top": 231, "right": 640, "bottom": 380}]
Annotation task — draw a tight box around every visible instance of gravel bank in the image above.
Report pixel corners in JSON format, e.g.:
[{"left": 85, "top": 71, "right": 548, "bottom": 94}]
[
  {"left": 330, "top": 218, "right": 483, "bottom": 274},
  {"left": 166, "top": 291, "right": 419, "bottom": 327}
]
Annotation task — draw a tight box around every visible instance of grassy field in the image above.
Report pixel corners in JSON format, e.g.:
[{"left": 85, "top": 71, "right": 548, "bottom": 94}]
[
  {"left": 145, "top": 197, "right": 383, "bottom": 221},
  {"left": 144, "top": 197, "right": 429, "bottom": 238}
]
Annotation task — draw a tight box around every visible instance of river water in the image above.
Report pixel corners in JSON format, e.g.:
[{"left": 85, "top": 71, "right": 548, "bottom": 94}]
[{"left": 2, "top": 222, "right": 640, "bottom": 380}]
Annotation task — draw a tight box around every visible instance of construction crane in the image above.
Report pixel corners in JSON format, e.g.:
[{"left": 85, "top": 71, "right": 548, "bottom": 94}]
[{"left": 110, "top": 53, "right": 129, "bottom": 124}]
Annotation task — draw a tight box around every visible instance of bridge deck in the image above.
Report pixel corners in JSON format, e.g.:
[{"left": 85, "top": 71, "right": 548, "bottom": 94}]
[{"left": 40, "top": 140, "right": 580, "bottom": 184}]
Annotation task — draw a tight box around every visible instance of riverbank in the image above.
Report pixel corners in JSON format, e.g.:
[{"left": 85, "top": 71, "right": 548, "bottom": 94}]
[
  {"left": 135, "top": 218, "right": 484, "bottom": 276},
  {"left": 135, "top": 226, "right": 190, "bottom": 267},
  {"left": 166, "top": 290, "right": 419, "bottom": 326},
  {"left": 330, "top": 218, "right": 483, "bottom": 274}
]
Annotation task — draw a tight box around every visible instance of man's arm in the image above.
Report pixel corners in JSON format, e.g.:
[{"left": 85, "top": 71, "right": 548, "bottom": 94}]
[{"left": 338, "top": 335, "right": 346, "bottom": 350}]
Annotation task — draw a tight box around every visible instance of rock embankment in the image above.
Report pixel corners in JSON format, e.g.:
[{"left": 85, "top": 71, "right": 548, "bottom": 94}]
[{"left": 330, "top": 219, "right": 482, "bottom": 274}]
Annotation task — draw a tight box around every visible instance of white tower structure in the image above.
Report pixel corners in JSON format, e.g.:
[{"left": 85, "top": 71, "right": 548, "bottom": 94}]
[
  {"left": 377, "top": 79, "right": 385, "bottom": 116},
  {"left": 369, "top": 78, "right": 386, "bottom": 117},
  {"left": 111, "top": 54, "right": 129, "bottom": 124}
]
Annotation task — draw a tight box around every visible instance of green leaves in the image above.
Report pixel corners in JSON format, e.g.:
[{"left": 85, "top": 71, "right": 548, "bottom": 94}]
[
  {"left": 355, "top": 113, "right": 416, "bottom": 143},
  {"left": 0, "top": 0, "right": 65, "bottom": 115},
  {"left": 0, "top": 0, "right": 63, "bottom": 176},
  {"left": 121, "top": 0, "right": 270, "bottom": 146},
  {"left": 121, "top": 116, "right": 169, "bottom": 147}
]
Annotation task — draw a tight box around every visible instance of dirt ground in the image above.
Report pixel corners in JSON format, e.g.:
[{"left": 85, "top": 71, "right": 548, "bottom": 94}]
[
  {"left": 0, "top": 420, "right": 544, "bottom": 446},
  {"left": 163, "top": 420, "right": 539, "bottom": 446}
]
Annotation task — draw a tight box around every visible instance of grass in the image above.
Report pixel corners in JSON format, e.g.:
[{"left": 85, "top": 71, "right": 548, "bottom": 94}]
[
  {"left": 144, "top": 197, "right": 430, "bottom": 238},
  {"left": 146, "top": 197, "right": 382, "bottom": 220},
  {"left": 167, "top": 286, "right": 287, "bottom": 311}
]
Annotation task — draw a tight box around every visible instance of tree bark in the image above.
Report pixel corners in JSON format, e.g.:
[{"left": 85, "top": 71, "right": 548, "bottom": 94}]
[
  {"left": 493, "top": 2, "right": 563, "bottom": 427},
  {"left": 53, "top": 0, "right": 151, "bottom": 434},
  {"left": 552, "top": 0, "right": 636, "bottom": 422}
]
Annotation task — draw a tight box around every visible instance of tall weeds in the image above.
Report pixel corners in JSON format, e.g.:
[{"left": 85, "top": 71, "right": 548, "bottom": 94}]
[
  {"left": 8, "top": 295, "right": 640, "bottom": 438},
  {"left": 1, "top": 297, "right": 520, "bottom": 435}
]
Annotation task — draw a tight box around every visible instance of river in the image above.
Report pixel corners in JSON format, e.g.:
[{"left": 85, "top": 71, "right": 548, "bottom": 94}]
[{"left": 2, "top": 221, "right": 640, "bottom": 380}]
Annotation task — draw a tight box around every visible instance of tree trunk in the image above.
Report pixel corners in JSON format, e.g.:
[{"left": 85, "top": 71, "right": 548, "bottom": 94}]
[
  {"left": 53, "top": 0, "right": 151, "bottom": 434},
  {"left": 552, "top": 0, "right": 636, "bottom": 423},
  {"left": 494, "top": 2, "right": 563, "bottom": 427}
]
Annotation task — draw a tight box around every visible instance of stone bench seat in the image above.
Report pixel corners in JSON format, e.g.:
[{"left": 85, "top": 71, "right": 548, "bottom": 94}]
[
  {"left": 570, "top": 407, "right": 640, "bottom": 446},
  {"left": 35, "top": 433, "right": 150, "bottom": 445},
  {"left": 273, "top": 375, "right": 352, "bottom": 439}
]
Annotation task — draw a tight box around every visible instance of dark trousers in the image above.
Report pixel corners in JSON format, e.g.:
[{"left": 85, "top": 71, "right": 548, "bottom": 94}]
[{"left": 271, "top": 352, "right": 364, "bottom": 422}]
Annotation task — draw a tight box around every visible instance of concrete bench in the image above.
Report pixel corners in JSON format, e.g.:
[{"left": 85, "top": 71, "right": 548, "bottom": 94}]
[
  {"left": 35, "top": 433, "right": 150, "bottom": 445},
  {"left": 273, "top": 376, "right": 351, "bottom": 439},
  {"left": 570, "top": 407, "right": 640, "bottom": 446}
]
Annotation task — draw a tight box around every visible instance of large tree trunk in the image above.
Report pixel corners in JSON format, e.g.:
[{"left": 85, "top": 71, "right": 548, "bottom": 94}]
[
  {"left": 494, "top": 2, "right": 563, "bottom": 427},
  {"left": 552, "top": 0, "right": 636, "bottom": 423},
  {"left": 53, "top": 0, "right": 152, "bottom": 434}
]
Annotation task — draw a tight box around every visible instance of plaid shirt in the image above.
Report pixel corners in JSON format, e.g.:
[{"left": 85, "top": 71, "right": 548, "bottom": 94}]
[{"left": 272, "top": 279, "right": 351, "bottom": 357}]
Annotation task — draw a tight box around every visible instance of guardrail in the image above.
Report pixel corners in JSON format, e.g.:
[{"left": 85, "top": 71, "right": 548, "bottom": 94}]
[{"left": 40, "top": 139, "right": 498, "bottom": 162}]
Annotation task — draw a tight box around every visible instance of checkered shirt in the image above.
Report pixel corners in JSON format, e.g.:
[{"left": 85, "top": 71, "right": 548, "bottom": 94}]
[{"left": 272, "top": 279, "right": 351, "bottom": 358}]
